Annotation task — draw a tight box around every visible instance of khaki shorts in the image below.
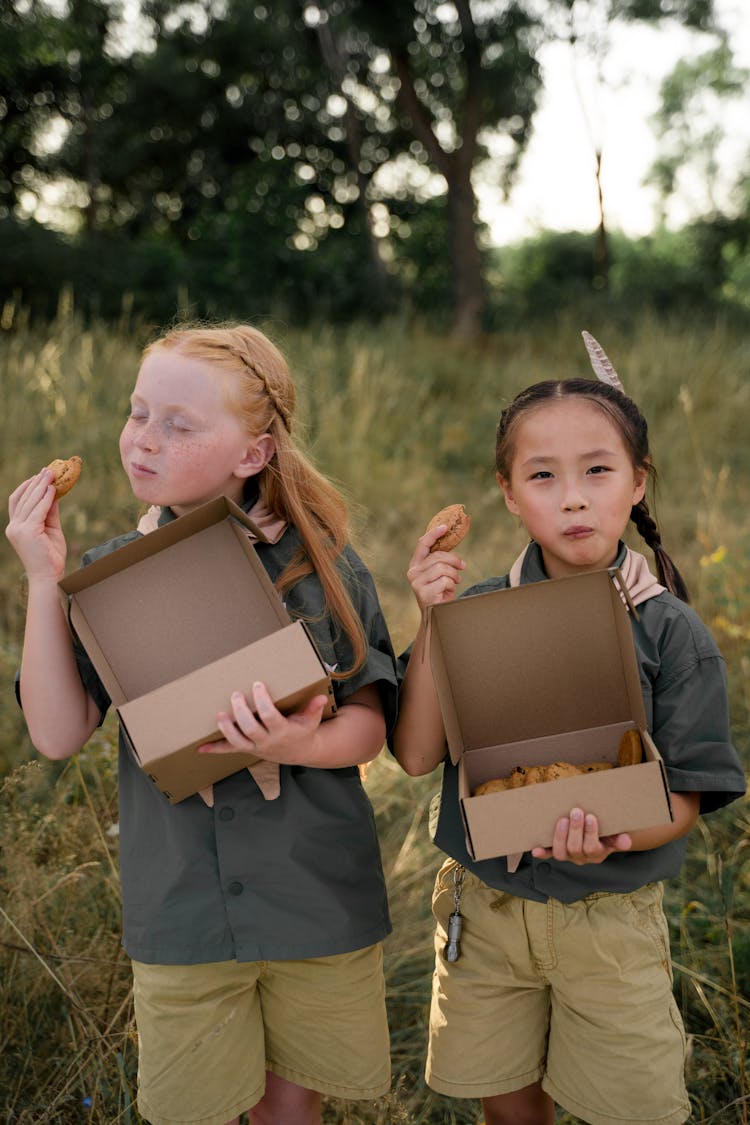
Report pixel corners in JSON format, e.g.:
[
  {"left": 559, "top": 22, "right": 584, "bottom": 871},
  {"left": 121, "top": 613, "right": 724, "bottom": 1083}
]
[
  {"left": 132, "top": 944, "right": 390, "bottom": 1125},
  {"left": 427, "top": 860, "right": 690, "bottom": 1125}
]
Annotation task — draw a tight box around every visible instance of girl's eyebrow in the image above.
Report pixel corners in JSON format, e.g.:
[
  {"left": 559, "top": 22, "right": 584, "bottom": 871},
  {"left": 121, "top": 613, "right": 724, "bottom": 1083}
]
[
  {"left": 520, "top": 447, "right": 619, "bottom": 468},
  {"left": 579, "top": 448, "right": 619, "bottom": 460},
  {"left": 129, "top": 392, "right": 200, "bottom": 417}
]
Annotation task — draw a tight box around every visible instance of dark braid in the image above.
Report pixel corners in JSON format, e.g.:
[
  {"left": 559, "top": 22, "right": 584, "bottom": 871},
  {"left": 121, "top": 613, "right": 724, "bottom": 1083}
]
[
  {"left": 495, "top": 378, "right": 691, "bottom": 603},
  {"left": 630, "top": 500, "right": 690, "bottom": 602}
]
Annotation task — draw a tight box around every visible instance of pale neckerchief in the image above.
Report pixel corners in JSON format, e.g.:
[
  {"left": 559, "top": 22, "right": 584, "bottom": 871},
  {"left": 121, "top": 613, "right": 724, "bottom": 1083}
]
[
  {"left": 136, "top": 497, "right": 288, "bottom": 807},
  {"left": 508, "top": 543, "right": 665, "bottom": 607}
]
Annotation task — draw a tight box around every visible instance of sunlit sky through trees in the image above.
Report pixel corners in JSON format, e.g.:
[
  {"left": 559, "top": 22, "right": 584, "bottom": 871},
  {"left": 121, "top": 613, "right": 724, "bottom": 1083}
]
[
  {"left": 477, "top": 0, "right": 750, "bottom": 244},
  {"left": 20, "top": 0, "right": 750, "bottom": 246}
]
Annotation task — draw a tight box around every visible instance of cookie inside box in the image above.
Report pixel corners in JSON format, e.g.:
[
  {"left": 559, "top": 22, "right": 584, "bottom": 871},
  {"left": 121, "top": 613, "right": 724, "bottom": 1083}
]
[{"left": 460, "top": 722, "right": 648, "bottom": 794}]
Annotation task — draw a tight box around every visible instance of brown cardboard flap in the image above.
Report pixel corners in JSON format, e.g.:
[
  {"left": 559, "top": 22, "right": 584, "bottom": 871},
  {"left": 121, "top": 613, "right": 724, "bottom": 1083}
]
[
  {"left": 119, "top": 621, "right": 335, "bottom": 803},
  {"left": 141, "top": 750, "right": 257, "bottom": 805},
  {"left": 59, "top": 496, "right": 336, "bottom": 804},
  {"left": 430, "top": 569, "right": 647, "bottom": 766},
  {"left": 61, "top": 496, "right": 266, "bottom": 593},
  {"left": 461, "top": 758, "right": 671, "bottom": 861},
  {"left": 119, "top": 621, "right": 334, "bottom": 764},
  {"left": 62, "top": 498, "right": 290, "bottom": 706}
]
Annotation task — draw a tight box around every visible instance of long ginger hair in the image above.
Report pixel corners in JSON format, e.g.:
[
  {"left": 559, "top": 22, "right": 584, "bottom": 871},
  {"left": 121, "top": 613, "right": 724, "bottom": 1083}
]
[{"left": 143, "top": 322, "right": 367, "bottom": 677}]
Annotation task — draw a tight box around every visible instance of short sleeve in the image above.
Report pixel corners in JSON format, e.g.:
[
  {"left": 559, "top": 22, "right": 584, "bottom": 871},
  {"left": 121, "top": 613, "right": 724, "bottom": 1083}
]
[
  {"left": 70, "top": 631, "right": 111, "bottom": 723},
  {"left": 637, "top": 597, "right": 746, "bottom": 814}
]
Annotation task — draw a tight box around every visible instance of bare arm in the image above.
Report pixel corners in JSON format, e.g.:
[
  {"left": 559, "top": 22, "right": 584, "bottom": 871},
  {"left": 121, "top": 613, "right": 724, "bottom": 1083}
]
[
  {"left": 7, "top": 472, "right": 101, "bottom": 759},
  {"left": 391, "top": 523, "right": 467, "bottom": 776},
  {"left": 531, "top": 791, "right": 701, "bottom": 865}
]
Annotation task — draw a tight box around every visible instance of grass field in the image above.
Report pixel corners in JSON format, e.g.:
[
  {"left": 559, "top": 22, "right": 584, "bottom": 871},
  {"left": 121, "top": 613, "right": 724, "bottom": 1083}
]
[{"left": 1, "top": 299, "right": 748, "bottom": 1123}]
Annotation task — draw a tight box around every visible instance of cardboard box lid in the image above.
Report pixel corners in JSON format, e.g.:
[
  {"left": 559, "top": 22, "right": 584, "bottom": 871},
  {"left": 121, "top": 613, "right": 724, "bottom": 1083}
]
[
  {"left": 429, "top": 568, "right": 647, "bottom": 766},
  {"left": 60, "top": 496, "right": 292, "bottom": 707},
  {"left": 120, "top": 621, "right": 333, "bottom": 763}
]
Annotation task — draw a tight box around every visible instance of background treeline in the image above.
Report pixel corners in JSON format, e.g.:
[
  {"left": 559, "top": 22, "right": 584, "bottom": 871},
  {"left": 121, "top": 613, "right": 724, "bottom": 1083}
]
[
  {"left": 2, "top": 0, "right": 750, "bottom": 333},
  {"left": 4, "top": 212, "right": 750, "bottom": 328}
]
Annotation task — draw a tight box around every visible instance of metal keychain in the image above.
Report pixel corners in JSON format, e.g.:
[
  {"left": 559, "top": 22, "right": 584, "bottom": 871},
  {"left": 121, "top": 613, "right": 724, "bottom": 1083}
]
[{"left": 443, "top": 864, "right": 465, "bottom": 963}]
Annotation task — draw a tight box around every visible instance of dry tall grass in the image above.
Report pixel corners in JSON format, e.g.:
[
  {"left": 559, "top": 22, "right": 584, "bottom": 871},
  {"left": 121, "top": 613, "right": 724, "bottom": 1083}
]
[{"left": 1, "top": 301, "right": 748, "bottom": 1123}]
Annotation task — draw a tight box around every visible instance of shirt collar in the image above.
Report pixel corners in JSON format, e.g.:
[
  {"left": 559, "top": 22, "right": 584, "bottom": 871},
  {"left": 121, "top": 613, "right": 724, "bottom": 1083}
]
[{"left": 518, "top": 540, "right": 627, "bottom": 584}]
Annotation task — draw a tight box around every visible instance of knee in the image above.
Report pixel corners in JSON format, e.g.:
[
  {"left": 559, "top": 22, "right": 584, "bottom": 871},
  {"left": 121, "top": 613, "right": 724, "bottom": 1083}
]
[
  {"left": 248, "top": 1073, "right": 321, "bottom": 1125},
  {"left": 481, "top": 1082, "right": 555, "bottom": 1125}
]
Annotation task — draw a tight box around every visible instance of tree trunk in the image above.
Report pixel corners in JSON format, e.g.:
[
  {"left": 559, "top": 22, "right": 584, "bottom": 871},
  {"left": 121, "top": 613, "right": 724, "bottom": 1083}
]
[
  {"left": 593, "top": 148, "right": 609, "bottom": 289},
  {"left": 392, "top": 46, "right": 485, "bottom": 337},
  {"left": 448, "top": 166, "right": 485, "bottom": 337},
  {"left": 314, "top": 17, "right": 391, "bottom": 312}
]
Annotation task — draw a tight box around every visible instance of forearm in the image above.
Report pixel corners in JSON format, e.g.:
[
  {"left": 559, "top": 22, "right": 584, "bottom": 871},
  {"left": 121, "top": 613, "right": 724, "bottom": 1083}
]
[
  {"left": 19, "top": 578, "right": 100, "bottom": 759},
  {"left": 392, "top": 621, "right": 446, "bottom": 776},
  {"left": 307, "top": 686, "right": 386, "bottom": 769},
  {"left": 626, "top": 790, "right": 701, "bottom": 851}
]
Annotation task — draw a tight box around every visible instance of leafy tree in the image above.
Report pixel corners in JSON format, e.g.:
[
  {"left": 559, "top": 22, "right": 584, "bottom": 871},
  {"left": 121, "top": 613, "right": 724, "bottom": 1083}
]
[
  {"left": 647, "top": 40, "right": 749, "bottom": 218},
  {"left": 2, "top": 0, "right": 741, "bottom": 329},
  {"left": 539, "top": 0, "right": 723, "bottom": 289},
  {"left": 309, "top": 0, "right": 544, "bottom": 335},
  {"left": 0, "top": 0, "right": 132, "bottom": 228}
]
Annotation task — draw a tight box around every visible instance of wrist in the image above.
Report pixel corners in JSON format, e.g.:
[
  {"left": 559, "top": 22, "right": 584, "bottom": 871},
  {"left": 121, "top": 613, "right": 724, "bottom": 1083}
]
[{"left": 25, "top": 574, "right": 65, "bottom": 602}]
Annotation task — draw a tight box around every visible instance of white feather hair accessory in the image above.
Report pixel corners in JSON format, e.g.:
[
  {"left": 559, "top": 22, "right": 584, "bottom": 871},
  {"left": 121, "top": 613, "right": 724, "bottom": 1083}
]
[{"left": 582, "top": 330, "right": 625, "bottom": 393}]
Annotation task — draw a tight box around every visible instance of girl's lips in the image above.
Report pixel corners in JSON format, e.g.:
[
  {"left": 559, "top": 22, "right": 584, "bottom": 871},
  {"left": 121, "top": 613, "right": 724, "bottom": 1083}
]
[
  {"left": 130, "top": 462, "right": 156, "bottom": 477},
  {"left": 564, "top": 525, "right": 594, "bottom": 538}
]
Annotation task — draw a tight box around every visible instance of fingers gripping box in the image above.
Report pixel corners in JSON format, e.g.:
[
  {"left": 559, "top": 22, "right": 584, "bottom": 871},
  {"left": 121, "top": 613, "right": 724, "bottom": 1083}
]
[
  {"left": 428, "top": 568, "right": 673, "bottom": 862},
  {"left": 60, "top": 496, "right": 335, "bottom": 803}
]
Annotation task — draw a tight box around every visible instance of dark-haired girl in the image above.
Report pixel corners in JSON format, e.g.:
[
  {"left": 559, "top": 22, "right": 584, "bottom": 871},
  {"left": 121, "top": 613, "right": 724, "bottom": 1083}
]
[{"left": 393, "top": 339, "right": 745, "bottom": 1125}]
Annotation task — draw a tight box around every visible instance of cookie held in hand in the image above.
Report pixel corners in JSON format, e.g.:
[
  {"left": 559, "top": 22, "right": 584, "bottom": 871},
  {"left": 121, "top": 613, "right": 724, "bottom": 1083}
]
[
  {"left": 426, "top": 503, "right": 471, "bottom": 552},
  {"left": 47, "top": 455, "right": 83, "bottom": 498}
]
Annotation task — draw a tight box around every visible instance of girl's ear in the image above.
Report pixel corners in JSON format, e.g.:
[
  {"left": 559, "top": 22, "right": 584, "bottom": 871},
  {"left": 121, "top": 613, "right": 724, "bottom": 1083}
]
[
  {"left": 236, "top": 433, "right": 275, "bottom": 479},
  {"left": 496, "top": 470, "right": 520, "bottom": 516},
  {"left": 632, "top": 465, "right": 647, "bottom": 506}
]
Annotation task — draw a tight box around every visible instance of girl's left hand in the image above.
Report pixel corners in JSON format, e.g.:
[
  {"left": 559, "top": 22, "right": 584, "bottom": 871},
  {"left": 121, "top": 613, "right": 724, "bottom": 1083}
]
[
  {"left": 531, "top": 807, "right": 632, "bottom": 866},
  {"left": 198, "top": 681, "right": 328, "bottom": 765}
]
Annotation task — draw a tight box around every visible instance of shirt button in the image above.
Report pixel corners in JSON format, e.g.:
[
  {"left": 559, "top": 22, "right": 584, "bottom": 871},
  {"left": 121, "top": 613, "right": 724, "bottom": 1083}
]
[
  {"left": 219, "top": 806, "right": 235, "bottom": 821},
  {"left": 228, "top": 881, "right": 243, "bottom": 896}
]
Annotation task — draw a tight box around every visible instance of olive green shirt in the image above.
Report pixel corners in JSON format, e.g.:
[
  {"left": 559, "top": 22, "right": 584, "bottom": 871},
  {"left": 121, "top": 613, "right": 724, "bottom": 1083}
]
[{"left": 69, "top": 503, "right": 399, "bottom": 964}]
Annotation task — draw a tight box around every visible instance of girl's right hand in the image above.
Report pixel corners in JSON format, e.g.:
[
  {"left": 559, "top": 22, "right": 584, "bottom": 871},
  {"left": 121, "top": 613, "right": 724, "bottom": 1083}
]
[
  {"left": 6, "top": 470, "right": 67, "bottom": 582},
  {"left": 407, "top": 523, "right": 466, "bottom": 611}
]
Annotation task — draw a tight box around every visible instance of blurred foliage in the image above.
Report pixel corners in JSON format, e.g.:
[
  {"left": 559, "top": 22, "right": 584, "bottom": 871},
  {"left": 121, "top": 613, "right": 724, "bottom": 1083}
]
[
  {"left": 488, "top": 220, "right": 750, "bottom": 327},
  {"left": 3, "top": 0, "right": 747, "bottom": 333},
  {"left": 4, "top": 211, "right": 750, "bottom": 329}
]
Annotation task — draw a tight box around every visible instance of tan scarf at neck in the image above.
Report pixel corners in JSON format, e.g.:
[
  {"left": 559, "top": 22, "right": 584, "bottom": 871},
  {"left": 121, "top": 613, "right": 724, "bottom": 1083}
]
[
  {"left": 508, "top": 544, "right": 665, "bottom": 607},
  {"left": 136, "top": 498, "right": 288, "bottom": 807}
]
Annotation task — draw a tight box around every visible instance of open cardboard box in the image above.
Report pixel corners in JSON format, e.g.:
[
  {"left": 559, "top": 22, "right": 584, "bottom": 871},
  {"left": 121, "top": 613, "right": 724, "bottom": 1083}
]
[
  {"left": 428, "top": 568, "right": 673, "bottom": 864},
  {"left": 60, "top": 496, "right": 335, "bottom": 803}
]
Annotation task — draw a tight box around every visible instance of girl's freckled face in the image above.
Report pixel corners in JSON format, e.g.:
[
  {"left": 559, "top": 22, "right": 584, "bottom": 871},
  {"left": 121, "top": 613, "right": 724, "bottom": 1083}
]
[
  {"left": 119, "top": 351, "right": 254, "bottom": 515},
  {"left": 499, "top": 399, "right": 647, "bottom": 579}
]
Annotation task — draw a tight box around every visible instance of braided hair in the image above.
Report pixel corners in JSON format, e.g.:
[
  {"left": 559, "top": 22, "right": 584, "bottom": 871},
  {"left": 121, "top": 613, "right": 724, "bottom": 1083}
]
[{"left": 494, "top": 379, "right": 690, "bottom": 602}]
